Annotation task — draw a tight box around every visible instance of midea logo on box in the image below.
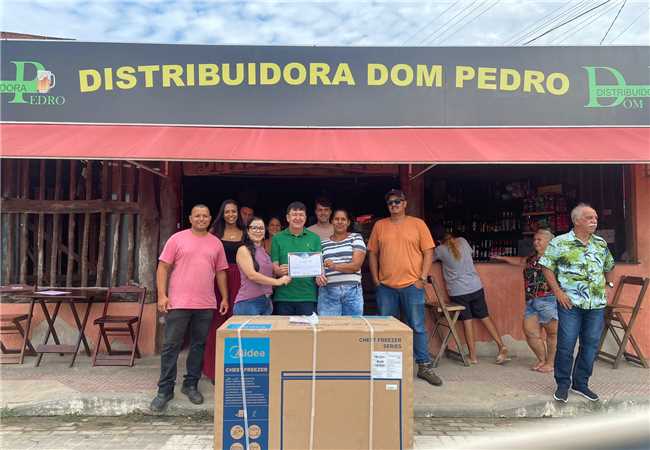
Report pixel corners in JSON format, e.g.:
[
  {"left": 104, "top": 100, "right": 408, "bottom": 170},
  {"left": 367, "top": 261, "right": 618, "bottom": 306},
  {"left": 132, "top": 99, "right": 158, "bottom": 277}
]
[{"left": 229, "top": 346, "right": 266, "bottom": 359}]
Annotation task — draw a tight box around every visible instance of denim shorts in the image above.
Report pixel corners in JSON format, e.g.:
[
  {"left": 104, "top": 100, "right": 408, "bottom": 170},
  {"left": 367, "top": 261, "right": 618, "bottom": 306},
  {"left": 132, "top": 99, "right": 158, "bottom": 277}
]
[{"left": 524, "top": 294, "right": 558, "bottom": 324}]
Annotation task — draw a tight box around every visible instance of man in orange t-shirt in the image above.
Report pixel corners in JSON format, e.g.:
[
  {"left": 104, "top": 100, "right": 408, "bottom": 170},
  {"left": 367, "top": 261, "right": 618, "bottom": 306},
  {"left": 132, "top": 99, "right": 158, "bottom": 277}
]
[{"left": 368, "top": 189, "right": 442, "bottom": 386}]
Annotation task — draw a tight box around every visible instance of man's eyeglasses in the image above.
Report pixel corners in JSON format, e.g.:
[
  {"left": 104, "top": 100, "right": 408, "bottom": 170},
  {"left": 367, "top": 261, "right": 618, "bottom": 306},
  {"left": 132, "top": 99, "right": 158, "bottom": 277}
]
[
  {"left": 248, "top": 226, "right": 265, "bottom": 232},
  {"left": 386, "top": 199, "right": 403, "bottom": 206}
]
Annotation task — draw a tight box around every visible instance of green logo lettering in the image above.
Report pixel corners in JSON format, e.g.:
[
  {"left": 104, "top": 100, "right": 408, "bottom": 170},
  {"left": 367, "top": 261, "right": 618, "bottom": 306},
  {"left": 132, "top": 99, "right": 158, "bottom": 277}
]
[
  {"left": 0, "top": 61, "right": 45, "bottom": 103},
  {"left": 584, "top": 66, "right": 650, "bottom": 108}
]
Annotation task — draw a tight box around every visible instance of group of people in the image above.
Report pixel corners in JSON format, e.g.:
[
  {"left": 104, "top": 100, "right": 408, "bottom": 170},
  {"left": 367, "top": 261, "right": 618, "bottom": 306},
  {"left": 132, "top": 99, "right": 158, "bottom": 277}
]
[{"left": 150, "top": 188, "right": 615, "bottom": 412}]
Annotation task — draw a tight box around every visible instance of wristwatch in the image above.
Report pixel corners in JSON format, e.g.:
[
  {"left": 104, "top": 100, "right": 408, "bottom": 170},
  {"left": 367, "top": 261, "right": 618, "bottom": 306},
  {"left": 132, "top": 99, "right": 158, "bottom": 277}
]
[{"left": 606, "top": 281, "right": 614, "bottom": 288}]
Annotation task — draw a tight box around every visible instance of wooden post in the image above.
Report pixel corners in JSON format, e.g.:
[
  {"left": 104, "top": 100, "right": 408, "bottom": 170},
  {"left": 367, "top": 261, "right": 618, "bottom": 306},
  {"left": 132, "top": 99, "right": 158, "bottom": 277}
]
[
  {"left": 80, "top": 162, "right": 92, "bottom": 287},
  {"left": 156, "top": 162, "right": 181, "bottom": 352},
  {"left": 19, "top": 161, "right": 30, "bottom": 284},
  {"left": 159, "top": 162, "right": 182, "bottom": 248},
  {"left": 125, "top": 164, "right": 136, "bottom": 283},
  {"left": 36, "top": 161, "right": 46, "bottom": 286},
  {"left": 50, "top": 160, "right": 62, "bottom": 286},
  {"left": 95, "top": 161, "right": 109, "bottom": 287},
  {"left": 139, "top": 169, "right": 161, "bottom": 349},
  {"left": 110, "top": 162, "right": 123, "bottom": 286},
  {"left": 399, "top": 164, "right": 425, "bottom": 219},
  {"left": 137, "top": 170, "right": 160, "bottom": 297},
  {"left": 1, "top": 159, "right": 15, "bottom": 283},
  {"left": 66, "top": 161, "right": 77, "bottom": 286}
]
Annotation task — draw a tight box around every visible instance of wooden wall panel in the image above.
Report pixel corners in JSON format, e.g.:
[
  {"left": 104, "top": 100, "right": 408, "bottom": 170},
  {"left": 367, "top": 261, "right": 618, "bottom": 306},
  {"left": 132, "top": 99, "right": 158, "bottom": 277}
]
[{"left": 1, "top": 159, "right": 145, "bottom": 289}]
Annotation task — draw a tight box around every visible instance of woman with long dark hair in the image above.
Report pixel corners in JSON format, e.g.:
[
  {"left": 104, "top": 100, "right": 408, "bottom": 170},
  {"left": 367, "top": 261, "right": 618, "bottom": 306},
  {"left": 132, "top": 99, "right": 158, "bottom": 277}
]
[
  {"left": 234, "top": 217, "right": 291, "bottom": 315},
  {"left": 202, "top": 199, "right": 244, "bottom": 382},
  {"left": 433, "top": 232, "right": 508, "bottom": 365}
]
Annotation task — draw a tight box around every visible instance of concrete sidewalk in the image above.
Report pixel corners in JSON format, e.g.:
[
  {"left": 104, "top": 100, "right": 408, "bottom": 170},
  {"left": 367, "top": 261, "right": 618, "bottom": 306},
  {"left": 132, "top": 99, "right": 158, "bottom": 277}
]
[{"left": 2, "top": 352, "right": 648, "bottom": 418}]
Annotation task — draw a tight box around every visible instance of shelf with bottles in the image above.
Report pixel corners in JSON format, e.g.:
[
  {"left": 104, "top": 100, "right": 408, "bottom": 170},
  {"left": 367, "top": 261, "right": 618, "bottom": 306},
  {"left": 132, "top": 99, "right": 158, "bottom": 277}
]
[
  {"left": 473, "top": 211, "right": 521, "bottom": 233},
  {"left": 523, "top": 192, "right": 569, "bottom": 214},
  {"left": 522, "top": 211, "right": 555, "bottom": 217},
  {"left": 471, "top": 239, "right": 519, "bottom": 262},
  {"left": 520, "top": 190, "right": 571, "bottom": 235},
  {"left": 522, "top": 212, "right": 571, "bottom": 235}
]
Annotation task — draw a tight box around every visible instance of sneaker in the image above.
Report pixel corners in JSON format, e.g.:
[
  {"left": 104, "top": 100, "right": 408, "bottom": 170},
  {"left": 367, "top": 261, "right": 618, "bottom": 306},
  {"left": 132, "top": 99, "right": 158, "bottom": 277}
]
[
  {"left": 553, "top": 387, "right": 568, "bottom": 403},
  {"left": 181, "top": 385, "right": 204, "bottom": 405},
  {"left": 150, "top": 392, "right": 173, "bottom": 412},
  {"left": 571, "top": 385, "right": 600, "bottom": 402},
  {"left": 417, "top": 363, "right": 443, "bottom": 386}
]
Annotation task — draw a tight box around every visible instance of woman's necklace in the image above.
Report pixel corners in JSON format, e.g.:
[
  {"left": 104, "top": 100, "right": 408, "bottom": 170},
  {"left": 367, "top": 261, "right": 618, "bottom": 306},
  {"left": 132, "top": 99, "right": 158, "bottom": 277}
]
[{"left": 224, "top": 227, "right": 240, "bottom": 241}]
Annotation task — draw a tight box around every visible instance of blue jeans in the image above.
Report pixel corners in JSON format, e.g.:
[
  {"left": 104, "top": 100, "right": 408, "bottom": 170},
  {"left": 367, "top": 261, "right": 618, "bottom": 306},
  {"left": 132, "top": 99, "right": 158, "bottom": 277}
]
[
  {"left": 273, "top": 301, "right": 316, "bottom": 315},
  {"left": 233, "top": 296, "right": 273, "bottom": 315},
  {"left": 376, "top": 283, "right": 430, "bottom": 364},
  {"left": 318, "top": 283, "right": 364, "bottom": 316},
  {"left": 555, "top": 305, "right": 605, "bottom": 390}
]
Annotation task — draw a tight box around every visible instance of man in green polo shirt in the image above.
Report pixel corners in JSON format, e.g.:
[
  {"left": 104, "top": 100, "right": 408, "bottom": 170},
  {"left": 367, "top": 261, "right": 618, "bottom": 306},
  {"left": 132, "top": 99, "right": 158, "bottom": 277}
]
[{"left": 271, "top": 201, "right": 322, "bottom": 315}]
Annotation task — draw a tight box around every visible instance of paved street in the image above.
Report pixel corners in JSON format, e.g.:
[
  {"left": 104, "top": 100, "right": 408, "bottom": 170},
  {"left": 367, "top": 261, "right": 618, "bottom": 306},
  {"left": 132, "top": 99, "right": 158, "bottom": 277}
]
[{"left": 0, "top": 416, "right": 561, "bottom": 450}]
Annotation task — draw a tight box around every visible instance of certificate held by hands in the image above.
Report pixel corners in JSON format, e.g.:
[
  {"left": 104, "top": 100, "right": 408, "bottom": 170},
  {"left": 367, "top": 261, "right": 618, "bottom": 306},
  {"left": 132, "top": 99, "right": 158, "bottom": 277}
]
[{"left": 288, "top": 252, "right": 323, "bottom": 278}]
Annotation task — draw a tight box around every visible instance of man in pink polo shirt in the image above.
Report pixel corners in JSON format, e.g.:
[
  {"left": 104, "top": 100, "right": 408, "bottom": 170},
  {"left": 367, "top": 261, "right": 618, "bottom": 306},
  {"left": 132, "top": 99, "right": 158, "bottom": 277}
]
[{"left": 150, "top": 204, "right": 229, "bottom": 412}]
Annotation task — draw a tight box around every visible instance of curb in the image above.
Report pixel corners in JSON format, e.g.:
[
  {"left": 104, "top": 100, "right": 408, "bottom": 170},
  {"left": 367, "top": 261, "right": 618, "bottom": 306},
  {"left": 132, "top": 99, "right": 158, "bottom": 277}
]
[
  {"left": 3, "top": 395, "right": 648, "bottom": 418},
  {"left": 415, "top": 398, "right": 650, "bottom": 418}
]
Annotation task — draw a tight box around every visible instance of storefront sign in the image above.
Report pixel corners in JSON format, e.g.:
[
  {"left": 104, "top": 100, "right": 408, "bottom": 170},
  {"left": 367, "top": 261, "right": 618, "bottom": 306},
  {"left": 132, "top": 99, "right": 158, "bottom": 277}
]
[{"left": 1, "top": 41, "right": 648, "bottom": 127}]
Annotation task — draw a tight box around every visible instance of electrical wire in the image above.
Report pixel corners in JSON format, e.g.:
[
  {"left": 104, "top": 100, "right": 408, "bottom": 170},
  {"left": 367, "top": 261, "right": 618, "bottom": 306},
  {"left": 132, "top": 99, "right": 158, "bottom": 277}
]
[
  {"left": 509, "top": 0, "right": 593, "bottom": 46},
  {"left": 601, "top": 0, "right": 627, "bottom": 44},
  {"left": 523, "top": 0, "right": 612, "bottom": 45},
  {"left": 504, "top": 0, "right": 580, "bottom": 46},
  {"left": 425, "top": 0, "right": 487, "bottom": 45},
  {"left": 609, "top": 4, "right": 650, "bottom": 43},
  {"left": 415, "top": 0, "right": 479, "bottom": 45},
  {"left": 400, "top": 1, "right": 460, "bottom": 46},
  {"left": 437, "top": 0, "right": 502, "bottom": 45},
  {"left": 552, "top": 0, "right": 621, "bottom": 44}
]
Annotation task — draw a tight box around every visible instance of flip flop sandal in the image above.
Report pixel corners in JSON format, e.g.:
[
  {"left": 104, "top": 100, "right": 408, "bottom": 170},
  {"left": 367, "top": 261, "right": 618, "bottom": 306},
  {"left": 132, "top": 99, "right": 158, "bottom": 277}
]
[{"left": 495, "top": 349, "right": 510, "bottom": 365}]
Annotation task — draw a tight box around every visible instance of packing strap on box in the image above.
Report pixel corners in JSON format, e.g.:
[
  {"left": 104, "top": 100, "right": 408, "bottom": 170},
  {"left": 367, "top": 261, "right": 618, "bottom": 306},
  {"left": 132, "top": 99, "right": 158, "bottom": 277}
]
[
  {"left": 361, "top": 317, "right": 376, "bottom": 450},
  {"left": 236, "top": 318, "right": 253, "bottom": 450},
  {"left": 308, "top": 320, "right": 318, "bottom": 450}
]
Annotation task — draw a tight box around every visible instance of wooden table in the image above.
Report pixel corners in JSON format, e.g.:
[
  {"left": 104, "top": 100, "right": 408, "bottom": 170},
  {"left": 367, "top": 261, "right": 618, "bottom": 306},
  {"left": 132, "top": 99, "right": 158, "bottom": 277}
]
[{"left": 19, "top": 288, "right": 107, "bottom": 367}]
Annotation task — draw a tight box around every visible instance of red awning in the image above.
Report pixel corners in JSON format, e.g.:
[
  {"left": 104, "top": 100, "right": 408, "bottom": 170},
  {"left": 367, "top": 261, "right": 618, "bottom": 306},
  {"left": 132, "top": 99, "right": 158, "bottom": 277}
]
[{"left": 1, "top": 124, "right": 649, "bottom": 163}]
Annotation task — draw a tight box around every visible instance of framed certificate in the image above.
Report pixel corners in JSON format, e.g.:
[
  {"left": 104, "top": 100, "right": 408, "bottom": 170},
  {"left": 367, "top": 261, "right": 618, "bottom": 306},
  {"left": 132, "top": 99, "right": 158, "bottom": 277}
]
[{"left": 288, "top": 252, "right": 323, "bottom": 278}]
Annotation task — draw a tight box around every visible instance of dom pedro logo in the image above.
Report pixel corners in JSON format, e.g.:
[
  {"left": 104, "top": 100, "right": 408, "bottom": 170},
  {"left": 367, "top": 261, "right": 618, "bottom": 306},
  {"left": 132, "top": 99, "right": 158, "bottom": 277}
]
[
  {"left": 584, "top": 66, "right": 650, "bottom": 109},
  {"left": 0, "top": 60, "right": 65, "bottom": 105}
]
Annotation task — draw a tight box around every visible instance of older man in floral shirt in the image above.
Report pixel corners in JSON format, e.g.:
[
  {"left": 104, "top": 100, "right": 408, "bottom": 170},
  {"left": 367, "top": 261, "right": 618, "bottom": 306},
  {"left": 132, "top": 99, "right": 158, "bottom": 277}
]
[{"left": 540, "top": 203, "right": 615, "bottom": 403}]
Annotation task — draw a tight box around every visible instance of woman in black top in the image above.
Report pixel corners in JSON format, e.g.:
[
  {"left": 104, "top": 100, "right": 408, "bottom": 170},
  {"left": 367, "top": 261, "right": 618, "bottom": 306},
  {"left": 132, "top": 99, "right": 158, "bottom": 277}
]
[{"left": 202, "top": 199, "right": 244, "bottom": 381}]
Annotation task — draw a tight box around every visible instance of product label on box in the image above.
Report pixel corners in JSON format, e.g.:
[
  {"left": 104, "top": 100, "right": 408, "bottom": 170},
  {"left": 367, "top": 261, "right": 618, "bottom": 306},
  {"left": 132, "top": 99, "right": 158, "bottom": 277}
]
[
  {"left": 372, "top": 351, "right": 403, "bottom": 379},
  {"left": 223, "top": 337, "right": 270, "bottom": 450},
  {"left": 226, "top": 323, "right": 272, "bottom": 330}
]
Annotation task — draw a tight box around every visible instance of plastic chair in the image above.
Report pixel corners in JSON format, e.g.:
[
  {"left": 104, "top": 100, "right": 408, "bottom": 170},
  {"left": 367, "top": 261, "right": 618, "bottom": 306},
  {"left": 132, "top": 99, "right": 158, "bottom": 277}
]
[
  {"left": 598, "top": 276, "right": 649, "bottom": 369},
  {"left": 424, "top": 277, "right": 470, "bottom": 367},
  {"left": 92, "top": 285, "right": 147, "bottom": 367}
]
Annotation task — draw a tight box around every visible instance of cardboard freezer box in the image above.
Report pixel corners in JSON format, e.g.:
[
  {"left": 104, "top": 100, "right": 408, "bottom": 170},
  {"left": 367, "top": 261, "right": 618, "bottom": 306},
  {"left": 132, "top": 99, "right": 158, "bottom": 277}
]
[{"left": 214, "top": 316, "right": 413, "bottom": 450}]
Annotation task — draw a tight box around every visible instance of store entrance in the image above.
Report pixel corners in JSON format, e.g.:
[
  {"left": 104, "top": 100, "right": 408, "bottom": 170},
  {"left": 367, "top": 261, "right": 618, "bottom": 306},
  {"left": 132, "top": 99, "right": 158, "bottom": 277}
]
[
  {"left": 182, "top": 163, "right": 400, "bottom": 314},
  {"left": 182, "top": 173, "right": 397, "bottom": 225}
]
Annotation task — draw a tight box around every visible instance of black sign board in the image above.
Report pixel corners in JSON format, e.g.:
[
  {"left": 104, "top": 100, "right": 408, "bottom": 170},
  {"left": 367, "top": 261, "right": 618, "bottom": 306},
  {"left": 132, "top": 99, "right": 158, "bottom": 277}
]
[{"left": 1, "top": 40, "right": 649, "bottom": 127}]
